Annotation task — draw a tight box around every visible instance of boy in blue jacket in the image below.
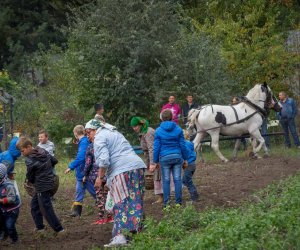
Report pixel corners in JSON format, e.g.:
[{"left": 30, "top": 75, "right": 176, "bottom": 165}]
[
  {"left": 0, "top": 137, "right": 21, "bottom": 178},
  {"left": 0, "top": 163, "right": 20, "bottom": 244},
  {"left": 65, "top": 125, "right": 96, "bottom": 217},
  {"left": 182, "top": 130, "right": 199, "bottom": 202}
]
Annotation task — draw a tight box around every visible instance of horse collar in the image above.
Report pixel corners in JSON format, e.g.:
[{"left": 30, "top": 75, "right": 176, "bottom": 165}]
[{"left": 241, "top": 96, "right": 267, "bottom": 117}]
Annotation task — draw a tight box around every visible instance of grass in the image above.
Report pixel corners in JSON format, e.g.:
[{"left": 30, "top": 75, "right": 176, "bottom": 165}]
[
  {"left": 127, "top": 172, "right": 300, "bottom": 250},
  {"left": 198, "top": 140, "right": 300, "bottom": 163}
]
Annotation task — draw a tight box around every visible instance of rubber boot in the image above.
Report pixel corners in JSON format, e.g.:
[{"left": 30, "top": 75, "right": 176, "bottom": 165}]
[{"left": 70, "top": 202, "right": 82, "bottom": 217}]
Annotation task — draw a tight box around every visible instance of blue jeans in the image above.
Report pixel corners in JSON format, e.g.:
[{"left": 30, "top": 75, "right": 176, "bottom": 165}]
[
  {"left": 0, "top": 208, "right": 19, "bottom": 242},
  {"left": 31, "top": 191, "right": 63, "bottom": 232},
  {"left": 160, "top": 154, "right": 183, "bottom": 206},
  {"left": 280, "top": 118, "right": 300, "bottom": 147},
  {"left": 182, "top": 163, "right": 199, "bottom": 201},
  {"left": 261, "top": 118, "right": 270, "bottom": 148},
  {"left": 75, "top": 180, "right": 96, "bottom": 203}
]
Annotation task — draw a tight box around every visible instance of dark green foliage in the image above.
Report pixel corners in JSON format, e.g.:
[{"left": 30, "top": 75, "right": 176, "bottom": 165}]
[
  {"left": 186, "top": 0, "right": 300, "bottom": 92},
  {"left": 0, "top": 0, "right": 88, "bottom": 75},
  {"left": 48, "top": 0, "right": 234, "bottom": 134}
]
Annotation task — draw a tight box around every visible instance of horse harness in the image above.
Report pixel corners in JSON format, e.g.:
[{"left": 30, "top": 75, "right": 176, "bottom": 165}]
[{"left": 194, "top": 97, "right": 267, "bottom": 133}]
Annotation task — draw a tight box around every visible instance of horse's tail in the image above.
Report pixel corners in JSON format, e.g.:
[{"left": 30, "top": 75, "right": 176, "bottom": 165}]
[{"left": 188, "top": 108, "right": 201, "bottom": 127}]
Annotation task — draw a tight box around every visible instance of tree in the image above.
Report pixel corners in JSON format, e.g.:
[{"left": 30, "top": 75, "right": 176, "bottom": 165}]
[
  {"left": 46, "top": 0, "right": 234, "bottom": 133},
  {"left": 189, "top": 0, "right": 300, "bottom": 93},
  {"left": 0, "top": 0, "right": 88, "bottom": 76}
]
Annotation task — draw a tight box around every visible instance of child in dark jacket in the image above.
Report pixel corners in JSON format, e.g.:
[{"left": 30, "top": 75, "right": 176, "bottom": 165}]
[
  {"left": 182, "top": 130, "right": 199, "bottom": 201},
  {"left": 0, "top": 163, "right": 20, "bottom": 244},
  {"left": 17, "top": 137, "right": 64, "bottom": 234},
  {"left": 65, "top": 125, "right": 96, "bottom": 217}
]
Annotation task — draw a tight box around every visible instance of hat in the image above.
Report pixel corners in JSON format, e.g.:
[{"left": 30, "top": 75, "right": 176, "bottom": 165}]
[
  {"left": 85, "top": 119, "right": 102, "bottom": 130},
  {"left": 130, "top": 116, "right": 144, "bottom": 127},
  {"left": 0, "top": 163, "right": 7, "bottom": 181},
  {"left": 130, "top": 116, "right": 149, "bottom": 134},
  {"left": 94, "top": 103, "right": 104, "bottom": 112}
]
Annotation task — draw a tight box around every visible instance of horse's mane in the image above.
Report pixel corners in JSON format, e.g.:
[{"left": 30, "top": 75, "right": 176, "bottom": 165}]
[{"left": 246, "top": 84, "right": 262, "bottom": 101}]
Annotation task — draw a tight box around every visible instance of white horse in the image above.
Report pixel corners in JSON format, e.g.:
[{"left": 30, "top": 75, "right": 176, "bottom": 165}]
[{"left": 187, "top": 83, "right": 281, "bottom": 163}]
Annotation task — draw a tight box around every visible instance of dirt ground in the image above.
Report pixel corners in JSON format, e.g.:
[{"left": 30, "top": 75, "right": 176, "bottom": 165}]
[{"left": 2, "top": 155, "right": 300, "bottom": 250}]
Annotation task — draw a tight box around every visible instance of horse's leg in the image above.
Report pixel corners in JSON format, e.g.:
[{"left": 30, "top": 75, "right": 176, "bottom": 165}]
[
  {"left": 250, "top": 130, "right": 266, "bottom": 157},
  {"left": 209, "top": 131, "right": 229, "bottom": 163},
  {"left": 193, "top": 132, "right": 202, "bottom": 150},
  {"left": 249, "top": 137, "right": 259, "bottom": 158},
  {"left": 232, "top": 139, "right": 241, "bottom": 161},
  {"left": 251, "top": 138, "right": 256, "bottom": 156}
]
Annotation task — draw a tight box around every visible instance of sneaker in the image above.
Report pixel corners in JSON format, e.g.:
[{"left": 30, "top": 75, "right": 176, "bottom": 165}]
[
  {"left": 175, "top": 203, "right": 182, "bottom": 209},
  {"left": 163, "top": 205, "right": 171, "bottom": 212},
  {"left": 93, "top": 218, "right": 107, "bottom": 225},
  {"left": 34, "top": 228, "right": 46, "bottom": 233},
  {"left": 104, "top": 234, "right": 127, "bottom": 248}
]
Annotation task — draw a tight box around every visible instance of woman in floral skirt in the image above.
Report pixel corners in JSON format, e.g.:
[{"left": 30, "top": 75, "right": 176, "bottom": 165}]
[{"left": 92, "top": 119, "right": 146, "bottom": 248}]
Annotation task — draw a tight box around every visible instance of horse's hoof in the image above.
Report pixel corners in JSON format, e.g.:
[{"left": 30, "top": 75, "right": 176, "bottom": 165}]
[
  {"left": 222, "top": 159, "right": 229, "bottom": 163},
  {"left": 231, "top": 157, "right": 237, "bottom": 162},
  {"left": 263, "top": 154, "right": 269, "bottom": 158}
]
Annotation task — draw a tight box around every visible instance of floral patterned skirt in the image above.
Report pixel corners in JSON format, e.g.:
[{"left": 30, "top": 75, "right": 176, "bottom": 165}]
[{"left": 111, "top": 168, "right": 145, "bottom": 237}]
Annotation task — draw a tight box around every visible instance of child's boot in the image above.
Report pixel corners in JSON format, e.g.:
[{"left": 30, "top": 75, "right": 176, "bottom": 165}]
[{"left": 70, "top": 202, "right": 82, "bottom": 217}]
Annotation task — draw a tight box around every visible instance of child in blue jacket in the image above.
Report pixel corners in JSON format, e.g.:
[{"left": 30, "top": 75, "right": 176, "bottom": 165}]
[
  {"left": 0, "top": 137, "right": 21, "bottom": 178},
  {"left": 182, "top": 130, "right": 199, "bottom": 201},
  {"left": 65, "top": 125, "right": 96, "bottom": 217}
]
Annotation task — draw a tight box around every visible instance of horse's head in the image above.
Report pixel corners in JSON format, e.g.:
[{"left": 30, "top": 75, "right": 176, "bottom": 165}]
[{"left": 261, "top": 82, "right": 282, "bottom": 113}]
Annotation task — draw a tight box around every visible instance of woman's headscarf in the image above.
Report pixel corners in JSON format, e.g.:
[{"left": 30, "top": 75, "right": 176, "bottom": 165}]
[{"left": 130, "top": 116, "right": 149, "bottom": 134}]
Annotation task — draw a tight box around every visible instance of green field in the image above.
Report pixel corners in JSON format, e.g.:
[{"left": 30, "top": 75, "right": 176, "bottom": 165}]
[{"left": 127, "top": 172, "right": 300, "bottom": 250}]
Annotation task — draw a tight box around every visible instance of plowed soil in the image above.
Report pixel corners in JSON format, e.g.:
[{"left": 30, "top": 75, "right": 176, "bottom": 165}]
[{"left": 2, "top": 155, "right": 300, "bottom": 249}]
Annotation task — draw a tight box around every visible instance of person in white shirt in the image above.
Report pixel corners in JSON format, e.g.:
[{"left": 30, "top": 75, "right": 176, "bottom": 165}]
[{"left": 37, "top": 130, "right": 55, "bottom": 156}]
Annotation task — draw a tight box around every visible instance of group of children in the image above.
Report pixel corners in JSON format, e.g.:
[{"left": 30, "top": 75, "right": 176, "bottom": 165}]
[
  {"left": 0, "top": 130, "right": 63, "bottom": 244},
  {"left": 0, "top": 103, "right": 113, "bottom": 245}
]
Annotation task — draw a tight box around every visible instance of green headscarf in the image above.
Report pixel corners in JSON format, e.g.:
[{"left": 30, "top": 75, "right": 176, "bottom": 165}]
[{"left": 130, "top": 116, "right": 149, "bottom": 134}]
